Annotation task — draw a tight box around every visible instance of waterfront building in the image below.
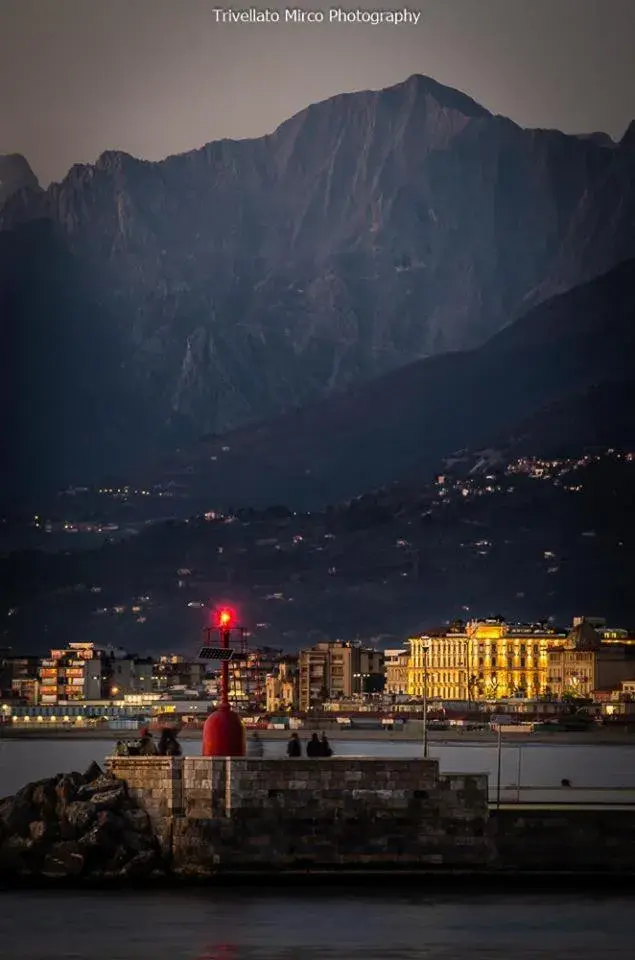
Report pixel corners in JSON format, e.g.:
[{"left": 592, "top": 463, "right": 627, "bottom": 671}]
[
  {"left": 153, "top": 655, "right": 204, "bottom": 692},
  {"left": 298, "top": 641, "right": 384, "bottom": 711},
  {"left": 547, "top": 619, "right": 635, "bottom": 698},
  {"left": 226, "top": 646, "right": 282, "bottom": 709},
  {"left": 265, "top": 656, "right": 299, "bottom": 713},
  {"left": 407, "top": 619, "right": 569, "bottom": 701},
  {"left": 384, "top": 649, "right": 409, "bottom": 696},
  {"left": 1, "top": 652, "right": 40, "bottom": 703},
  {"left": 39, "top": 642, "right": 155, "bottom": 704}
]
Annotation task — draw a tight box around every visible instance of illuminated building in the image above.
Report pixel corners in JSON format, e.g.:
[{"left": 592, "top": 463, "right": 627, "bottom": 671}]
[
  {"left": 547, "top": 619, "right": 635, "bottom": 698},
  {"left": 266, "top": 656, "right": 299, "bottom": 713},
  {"left": 407, "top": 619, "right": 569, "bottom": 701},
  {"left": 153, "top": 655, "right": 204, "bottom": 692},
  {"left": 1, "top": 652, "right": 40, "bottom": 703},
  {"left": 39, "top": 642, "right": 154, "bottom": 704},
  {"left": 227, "top": 646, "right": 281, "bottom": 710},
  {"left": 384, "top": 649, "right": 409, "bottom": 695},
  {"left": 298, "top": 641, "right": 384, "bottom": 711}
]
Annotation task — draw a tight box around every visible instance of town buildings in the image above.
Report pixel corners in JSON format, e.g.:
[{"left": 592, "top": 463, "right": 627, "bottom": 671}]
[
  {"left": 298, "top": 641, "right": 384, "bottom": 711},
  {"left": 3, "top": 613, "right": 635, "bottom": 722}
]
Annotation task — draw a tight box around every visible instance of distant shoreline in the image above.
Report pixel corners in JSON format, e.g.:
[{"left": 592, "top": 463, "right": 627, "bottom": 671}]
[{"left": 2, "top": 727, "right": 635, "bottom": 746}]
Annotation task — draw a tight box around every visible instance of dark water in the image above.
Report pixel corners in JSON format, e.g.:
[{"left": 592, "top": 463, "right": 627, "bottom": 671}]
[{"left": 1, "top": 890, "right": 634, "bottom": 958}]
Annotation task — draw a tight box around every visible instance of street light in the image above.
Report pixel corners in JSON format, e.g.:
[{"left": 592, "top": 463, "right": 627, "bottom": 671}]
[{"left": 421, "top": 641, "right": 429, "bottom": 759}]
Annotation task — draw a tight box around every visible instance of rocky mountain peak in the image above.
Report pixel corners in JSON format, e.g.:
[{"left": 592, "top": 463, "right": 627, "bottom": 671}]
[
  {"left": 0, "top": 153, "right": 40, "bottom": 206},
  {"left": 94, "top": 149, "right": 138, "bottom": 172},
  {"left": 393, "top": 73, "right": 492, "bottom": 118}
]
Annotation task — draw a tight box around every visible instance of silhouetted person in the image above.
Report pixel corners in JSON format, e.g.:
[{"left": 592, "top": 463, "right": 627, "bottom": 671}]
[
  {"left": 561, "top": 778, "right": 572, "bottom": 788},
  {"left": 319, "top": 733, "right": 333, "bottom": 757},
  {"left": 306, "top": 732, "right": 321, "bottom": 758},
  {"left": 138, "top": 726, "right": 158, "bottom": 756},
  {"left": 158, "top": 727, "right": 181, "bottom": 757},
  {"left": 247, "top": 731, "right": 265, "bottom": 758},
  {"left": 286, "top": 732, "right": 302, "bottom": 757}
]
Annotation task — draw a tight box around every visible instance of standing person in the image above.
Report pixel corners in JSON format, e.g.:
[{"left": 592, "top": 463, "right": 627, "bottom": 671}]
[
  {"left": 247, "top": 731, "right": 265, "bottom": 758},
  {"left": 319, "top": 733, "right": 333, "bottom": 757},
  {"left": 286, "top": 732, "right": 302, "bottom": 757},
  {"left": 138, "top": 726, "right": 157, "bottom": 755},
  {"left": 306, "top": 732, "right": 321, "bottom": 758},
  {"left": 158, "top": 727, "right": 182, "bottom": 756}
]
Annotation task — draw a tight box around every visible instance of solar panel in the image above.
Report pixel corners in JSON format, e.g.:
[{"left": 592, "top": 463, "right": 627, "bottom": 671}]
[{"left": 198, "top": 647, "right": 234, "bottom": 661}]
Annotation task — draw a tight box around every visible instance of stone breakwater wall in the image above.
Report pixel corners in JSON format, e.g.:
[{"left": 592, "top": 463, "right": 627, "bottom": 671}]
[
  {"left": 106, "top": 757, "right": 635, "bottom": 876},
  {"left": 107, "top": 756, "right": 493, "bottom": 874},
  {"left": 491, "top": 809, "right": 635, "bottom": 872}
]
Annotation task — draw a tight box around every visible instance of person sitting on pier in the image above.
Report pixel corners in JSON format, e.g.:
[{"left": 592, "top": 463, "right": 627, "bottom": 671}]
[
  {"left": 158, "top": 727, "right": 182, "bottom": 757},
  {"left": 247, "top": 731, "right": 265, "bottom": 758},
  {"left": 306, "top": 732, "right": 322, "bottom": 758},
  {"left": 319, "top": 733, "right": 333, "bottom": 757},
  {"left": 286, "top": 732, "right": 302, "bottom": 757},
  {"left": 138, "top": 726, "right": 158, "bottom": 756}
]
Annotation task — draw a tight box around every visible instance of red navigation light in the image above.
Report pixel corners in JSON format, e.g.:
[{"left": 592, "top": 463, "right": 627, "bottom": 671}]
[{"left": 217, "top": 608, "right": 234, "bottom": 628}]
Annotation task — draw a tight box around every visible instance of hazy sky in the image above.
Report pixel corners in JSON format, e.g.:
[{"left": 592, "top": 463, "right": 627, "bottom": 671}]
[{"left": 1, "top": 0, "right": 634, "bottom": 185}]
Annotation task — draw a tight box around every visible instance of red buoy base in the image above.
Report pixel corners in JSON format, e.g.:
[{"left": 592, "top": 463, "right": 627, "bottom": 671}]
[{"left": 202, "top": 704, "right": 246, "bottom": 757}]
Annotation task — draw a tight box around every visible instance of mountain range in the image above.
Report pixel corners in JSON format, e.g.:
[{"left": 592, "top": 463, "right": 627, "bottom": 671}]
[
  {"left": 143, "top": 258, "right": 635, "bottom": 510},
  {"left": 2, "top": 74, "right": 635, "bottom": 509}
]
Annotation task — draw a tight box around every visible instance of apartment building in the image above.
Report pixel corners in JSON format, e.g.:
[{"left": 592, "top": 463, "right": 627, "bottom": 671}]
[{"left": 298, "top": 641, "right": 384, "bottom": 710}]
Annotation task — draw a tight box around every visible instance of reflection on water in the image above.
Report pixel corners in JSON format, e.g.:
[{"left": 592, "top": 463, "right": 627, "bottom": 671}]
[{"left": 0, "top": 890, "right": 634, "bottom": 959}]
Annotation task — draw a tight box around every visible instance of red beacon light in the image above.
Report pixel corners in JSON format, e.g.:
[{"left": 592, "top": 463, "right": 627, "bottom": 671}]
[
  {"left": 202, "top": 604, "right": 245, "bottom": 758},
  {"left": 217, "top": 608, "right": 234, "bottom": 629}
]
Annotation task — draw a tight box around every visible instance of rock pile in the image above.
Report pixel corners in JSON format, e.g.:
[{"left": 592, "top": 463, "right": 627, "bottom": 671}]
[{"left": 0, "top": 763, "right": 165, "bottom": 881}]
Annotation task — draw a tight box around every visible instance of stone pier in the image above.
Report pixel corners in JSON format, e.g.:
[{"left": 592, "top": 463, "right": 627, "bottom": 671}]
[{"left": 107, "top": 756, "right": 493, "bottom": 875}]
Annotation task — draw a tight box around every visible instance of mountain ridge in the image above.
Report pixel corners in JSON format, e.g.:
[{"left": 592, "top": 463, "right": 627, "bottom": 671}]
[
  {"left": 140, "top": 258, "right": 635, "bottom": 510},
  {"left": 1, "top": 74, "right": 632, "bottom": 506}
]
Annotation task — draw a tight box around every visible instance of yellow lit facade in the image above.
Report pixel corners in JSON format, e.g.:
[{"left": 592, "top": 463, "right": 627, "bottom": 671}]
[
  {"left": 265, "top": 658, "right": 299, "bottom": 713},
  {"left": 407, "top": 620, "right": 569, "bottom": 701}
]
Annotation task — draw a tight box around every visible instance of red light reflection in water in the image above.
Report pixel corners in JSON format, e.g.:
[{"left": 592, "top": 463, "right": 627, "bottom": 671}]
[{"left": 197, "top": 945, "right": 237, "bottom": 960}]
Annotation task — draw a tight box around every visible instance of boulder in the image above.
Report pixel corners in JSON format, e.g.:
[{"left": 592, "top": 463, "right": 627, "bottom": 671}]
[
  {"left": 29, "top": 819, "right": 60, "bottom": 845},
  {"left": 89, "top": 785, "right": 126, "bottom": 811},
  {"left": 0, "top": 764, "right": 164, "bottom": 882},
  {"left": 83, "top": 761, "right": 103, "bottom": 783},
  {"left": 76, "top": 774, "right": 123, "bottom": 801},
  {"left": 0, "top": 794, "right": 38, "bottom": 838},
  {"left": 119, "top": 850, "right": 161, "bottom": 879},
  {"left": 121, "top": 829, "right": 151, "bottom": 854},
  {"left": 42, "top": 841, "right": 85, "bottom": 878},
  {"left": 55, "top": 772, "right": 83, "bottom": 808},
  {"left": 64, "top": 800, "right": 97, "bottom": 835},
  {"left": 121, "top": 807, "right": 151, "bottom": 833},
  {"left": 96, "top": 809, "right": 124, "bottom": 832},
  {"left": 78, "top": 822, "right": 115, "bottom": 851}
]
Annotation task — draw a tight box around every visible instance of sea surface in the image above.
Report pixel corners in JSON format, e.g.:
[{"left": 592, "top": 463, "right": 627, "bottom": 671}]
[
  {"left": 2, "top": 737, "right": 635, "bottom": 800},
  {"left": 1, "top": 889, "right": 634, "bottom": 959}
]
